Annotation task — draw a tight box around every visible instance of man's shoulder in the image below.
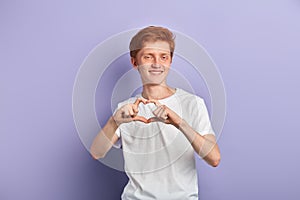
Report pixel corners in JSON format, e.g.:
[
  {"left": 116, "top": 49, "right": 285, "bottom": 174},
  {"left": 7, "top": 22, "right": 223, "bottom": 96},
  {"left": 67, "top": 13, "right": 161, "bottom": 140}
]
[{"left": 176, "top": 88, "right": 204, "bottom": 103}]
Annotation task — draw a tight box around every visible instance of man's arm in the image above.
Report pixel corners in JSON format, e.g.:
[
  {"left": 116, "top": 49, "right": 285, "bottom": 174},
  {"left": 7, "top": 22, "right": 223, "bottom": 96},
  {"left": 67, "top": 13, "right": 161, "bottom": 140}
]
[
  {"left": 148, "top": 101, "right": 221, "bottom": 167},
  {"left": 90, "top": 117, "right": 119, "bottom": 159},
  {"left": 178, "top": 121, "right": 221, "bottom": 167},
  {"left": 90, "top": 98, "right": 148, "bottom": 159}
]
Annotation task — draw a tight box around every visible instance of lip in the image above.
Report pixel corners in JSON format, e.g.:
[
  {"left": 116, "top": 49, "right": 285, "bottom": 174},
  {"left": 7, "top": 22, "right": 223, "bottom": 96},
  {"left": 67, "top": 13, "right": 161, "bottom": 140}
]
[
  {"left": 148, "top": 70, "right": 164, "bottom": 73},
  {"left": 148, "top": 70, "right": 163, "bottom": 75}
]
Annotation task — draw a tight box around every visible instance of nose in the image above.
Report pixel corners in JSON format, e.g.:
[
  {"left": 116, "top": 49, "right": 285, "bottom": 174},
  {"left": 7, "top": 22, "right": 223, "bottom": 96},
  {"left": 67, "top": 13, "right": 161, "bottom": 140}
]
[
  {"left": 151, "top": 56, "right": 161, "bottom": 68},
  {"left": 151, "top": 63, "right": 160, "bottom": 68}
]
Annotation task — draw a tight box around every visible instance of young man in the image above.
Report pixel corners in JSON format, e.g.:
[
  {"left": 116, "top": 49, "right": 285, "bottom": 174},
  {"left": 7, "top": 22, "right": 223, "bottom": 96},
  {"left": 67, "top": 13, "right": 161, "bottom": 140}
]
[{"left": 90, "top": 26, "right": 221, "bottom": 199}]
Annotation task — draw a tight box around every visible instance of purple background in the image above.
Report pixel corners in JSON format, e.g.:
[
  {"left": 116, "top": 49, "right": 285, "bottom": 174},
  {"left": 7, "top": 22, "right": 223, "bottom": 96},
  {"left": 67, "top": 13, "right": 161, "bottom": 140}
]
[{"left": 1, "top": 0, "right": 300, "bottom": 199}]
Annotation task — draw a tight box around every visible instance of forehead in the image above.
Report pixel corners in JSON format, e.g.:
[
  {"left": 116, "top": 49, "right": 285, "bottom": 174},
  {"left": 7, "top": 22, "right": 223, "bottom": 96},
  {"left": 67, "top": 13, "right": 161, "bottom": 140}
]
[{"left": 140, "top": 41, "right": 170, "bottom": 53}]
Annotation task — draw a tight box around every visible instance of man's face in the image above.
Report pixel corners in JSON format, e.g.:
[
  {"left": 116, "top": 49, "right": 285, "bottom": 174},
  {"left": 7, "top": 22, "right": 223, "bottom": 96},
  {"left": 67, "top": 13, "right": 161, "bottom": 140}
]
[{"left": 132, "top": 41, "right": 172, "bottom": 86}]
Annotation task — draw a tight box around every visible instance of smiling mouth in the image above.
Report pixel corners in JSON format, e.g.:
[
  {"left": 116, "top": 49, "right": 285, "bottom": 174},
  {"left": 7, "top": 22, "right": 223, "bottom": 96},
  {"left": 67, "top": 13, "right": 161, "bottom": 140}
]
[{"left": 148, "top": 70, "right": 164, "bottom": 75}]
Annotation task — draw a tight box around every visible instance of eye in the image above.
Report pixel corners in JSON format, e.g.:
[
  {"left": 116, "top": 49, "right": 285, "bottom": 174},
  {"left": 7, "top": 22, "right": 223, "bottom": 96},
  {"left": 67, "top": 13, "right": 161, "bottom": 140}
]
[
  {"left": 161, "top": 55, "right": 169, "bottom": 61},
  {"left": 144, "top": 55, "right": 153, "bottom": 60}
]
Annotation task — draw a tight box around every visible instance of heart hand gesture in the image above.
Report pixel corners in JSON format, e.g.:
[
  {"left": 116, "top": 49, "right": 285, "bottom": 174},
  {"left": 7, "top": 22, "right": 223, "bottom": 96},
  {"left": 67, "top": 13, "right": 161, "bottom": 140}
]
[
  {"left": 113, "top": 98, "right": 182, "bottom": 129},
  {"left": 147, "top": 99, "right": 182, "bottom": 129},
  {"left": 113, "top": 98, "right": 149, "bottom": 126}
]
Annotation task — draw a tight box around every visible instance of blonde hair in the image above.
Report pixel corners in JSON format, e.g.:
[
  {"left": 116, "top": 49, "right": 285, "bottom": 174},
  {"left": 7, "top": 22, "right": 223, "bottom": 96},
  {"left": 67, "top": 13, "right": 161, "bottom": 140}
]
[{"left": 129, "top": 26, "right": 175, "bottom": 58}]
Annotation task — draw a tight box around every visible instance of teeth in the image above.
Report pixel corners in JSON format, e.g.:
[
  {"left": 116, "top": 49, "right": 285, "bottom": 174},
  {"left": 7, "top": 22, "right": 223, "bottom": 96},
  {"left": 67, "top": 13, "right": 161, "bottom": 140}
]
[{"left": 149, "top": 71, "right": 162, "bottom": 74}]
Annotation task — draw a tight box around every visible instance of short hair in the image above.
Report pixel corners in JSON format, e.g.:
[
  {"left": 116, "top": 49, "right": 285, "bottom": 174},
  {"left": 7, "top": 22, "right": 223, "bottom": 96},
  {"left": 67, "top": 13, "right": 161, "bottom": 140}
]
[{"left": 129, "top": 26, "right": 175, "bottom": 58}]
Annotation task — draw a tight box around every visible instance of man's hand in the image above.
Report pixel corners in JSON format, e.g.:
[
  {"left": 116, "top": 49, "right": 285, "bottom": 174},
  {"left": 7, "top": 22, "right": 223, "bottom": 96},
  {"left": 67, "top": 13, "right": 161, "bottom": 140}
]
[
  {"left": 148, "top": 99, "right": 220, "bottom": 167},
  {"left": 113, "top": 98, "right": 149, "bottom": 126},
  {"left": 147, "top": 100, "right": 182, "bottom": 129}
]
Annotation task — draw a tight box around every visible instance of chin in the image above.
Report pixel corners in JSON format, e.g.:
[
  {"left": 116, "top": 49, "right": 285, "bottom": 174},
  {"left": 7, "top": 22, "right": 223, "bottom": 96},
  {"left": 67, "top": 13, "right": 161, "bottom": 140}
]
[
  {"left": 142, "top": 75, "right": 167, "bottom": 85},
  {"left": 142, "top": 79, "right": 165, "bottom": 86}
]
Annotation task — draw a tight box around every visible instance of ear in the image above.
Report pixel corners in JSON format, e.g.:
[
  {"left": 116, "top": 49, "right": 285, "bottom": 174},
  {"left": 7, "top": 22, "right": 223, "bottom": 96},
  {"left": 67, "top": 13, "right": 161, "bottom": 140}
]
[{"left": 131, "top": 57, "right": 138, "bottom": 69}]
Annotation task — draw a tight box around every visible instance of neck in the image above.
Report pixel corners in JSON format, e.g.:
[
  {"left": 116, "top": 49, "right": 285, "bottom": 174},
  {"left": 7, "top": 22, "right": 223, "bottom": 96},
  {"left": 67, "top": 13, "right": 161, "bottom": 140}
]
[{"left": 142, "top": 84, "right": 175, "bottom": 100}]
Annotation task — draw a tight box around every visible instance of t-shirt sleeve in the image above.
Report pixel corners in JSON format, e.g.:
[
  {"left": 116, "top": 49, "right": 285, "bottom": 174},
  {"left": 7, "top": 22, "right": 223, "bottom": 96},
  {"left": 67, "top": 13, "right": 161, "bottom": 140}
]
[
  {"left": 192, "top": 97, "right": 215, "bottom": 136},
  {"left": 113, "top": 128, "right": 122, "bottom": 148},
  {"left": 112, "top": 104, "right": 122, "bottom": 148}
]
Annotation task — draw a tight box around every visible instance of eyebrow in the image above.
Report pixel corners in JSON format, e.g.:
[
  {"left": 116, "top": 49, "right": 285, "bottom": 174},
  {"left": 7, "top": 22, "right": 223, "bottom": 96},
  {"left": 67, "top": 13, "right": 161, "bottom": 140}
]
[{"left": 142, "top": 51, "right": 170, "bottom": 55}]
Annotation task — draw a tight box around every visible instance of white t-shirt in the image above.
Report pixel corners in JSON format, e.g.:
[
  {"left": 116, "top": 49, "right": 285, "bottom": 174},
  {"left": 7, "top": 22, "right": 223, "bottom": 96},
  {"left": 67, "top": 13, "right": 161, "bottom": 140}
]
[{"left": 114, "top": 88, "right": 214, "bottom": 200}]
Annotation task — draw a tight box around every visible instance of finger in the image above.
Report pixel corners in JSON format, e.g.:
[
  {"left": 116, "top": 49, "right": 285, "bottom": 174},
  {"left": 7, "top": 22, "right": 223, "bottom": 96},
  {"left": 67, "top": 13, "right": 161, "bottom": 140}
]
[
  {"left": 147, "top": 117, "right": 170, "bottom": 124},
  {"left": 154, "top": 105, "right": 167, "bottom": 116},
  {"left": 128, "top": 108, "right": 134, "bottom": 116},
  {"left": 122, "top": 110, "right": 131, "bottom": 118},
  {"left": 164, "top": 119, "right": 172, "bottom": 124},
  {"left": 147, "top": 117, "right": 160, "bottom": 123},
  {"left": 132, "top": 104, "right": 138, "bottom": 114},
  {"left": 157, "top": 106, "right": 167, "bottom": 118},
  {"left": 133, "top": 98, "right": 142, "bottom": 106},
  {"left": 133, "top": 116, "right": 149, "bottom": 123},
  {"left": 134, "top": 98, "right": 147, "bottom": 107},
  {"left": 160, "top": 105, "right": 170, "bottom": 119},
  {"left": 152, "top": 105, "right": 163, "bottom": 116},
  {"left": 147, "top": 99, "right": 161, "bottom": 106}
]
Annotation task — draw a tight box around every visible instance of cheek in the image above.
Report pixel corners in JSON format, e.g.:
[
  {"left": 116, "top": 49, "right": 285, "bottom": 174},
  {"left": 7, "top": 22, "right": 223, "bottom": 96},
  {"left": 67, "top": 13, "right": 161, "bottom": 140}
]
[
  {"left": 136, "top": 58, "right": 147, "bottom": 65},
  {"left": 137, "top": 66, "right": 147, "bottom": 73}
]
